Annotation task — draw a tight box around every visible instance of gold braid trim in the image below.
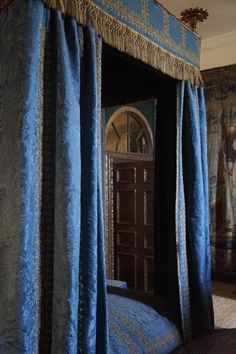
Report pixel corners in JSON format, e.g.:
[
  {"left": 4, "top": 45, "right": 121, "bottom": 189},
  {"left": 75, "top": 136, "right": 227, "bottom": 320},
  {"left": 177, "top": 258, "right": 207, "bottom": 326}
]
[
  {"left": 40, "top": 0, "right": 203, "bottom": 85},
  {"left": 0, "top": 0, "right": 203, "bottom": 85},
  {"left": 0, "top": 0, "right": 14, "bottom": 12}
]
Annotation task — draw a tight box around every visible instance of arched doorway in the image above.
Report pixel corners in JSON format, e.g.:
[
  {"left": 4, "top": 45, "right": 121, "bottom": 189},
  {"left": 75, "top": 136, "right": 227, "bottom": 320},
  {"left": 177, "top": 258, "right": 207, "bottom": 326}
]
[{"left": 105, "top": 106, "right": 155, "bottom": 293}]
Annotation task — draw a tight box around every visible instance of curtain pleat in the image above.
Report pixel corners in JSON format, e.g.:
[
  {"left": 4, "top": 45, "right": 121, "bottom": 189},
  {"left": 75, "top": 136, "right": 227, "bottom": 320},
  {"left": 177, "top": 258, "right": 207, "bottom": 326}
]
[
  {"left": 0, "top": 1, "right": 45, "bottom": 351},
  {"left": 155, "top": 80, "right": 214, "bottom": 342},
  {"left": 176, "top": 81, "right": 192, "bottom": 340},
  {"left": 0, "top": 1, "right": 108, "bottom": 353},
  {"left": 178, "top": 81, "right": 214, "bottom": 338},
  {"left": 1, "top": 0, "right": 213, "bottom": 351}
]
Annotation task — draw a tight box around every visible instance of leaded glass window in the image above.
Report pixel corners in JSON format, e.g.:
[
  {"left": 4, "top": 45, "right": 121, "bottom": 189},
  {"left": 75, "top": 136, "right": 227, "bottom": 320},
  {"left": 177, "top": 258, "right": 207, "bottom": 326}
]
[{"left": 106, "top": 108, "right": 153, "bottom": 155}]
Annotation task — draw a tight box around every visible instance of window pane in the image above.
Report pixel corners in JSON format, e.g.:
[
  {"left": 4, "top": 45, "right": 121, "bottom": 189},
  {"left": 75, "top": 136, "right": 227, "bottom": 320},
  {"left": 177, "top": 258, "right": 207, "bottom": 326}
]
[
  {"left": 139, "top": 136, "right": 149, "bottom": 154},
  {"left": 106, "top": 113, "right": 128, "bottom": 152},
  {"left": 115, "top": 113, "right": 127, "bottom": 138},
  {"left": 106, "top": 110, "right": 152, "bottom": 155},
  {"left": 117, "top": 134, "right": 128, "bottom": 153},
  {"left": 130, "top": 135, "right": 139, "bottom": 153},
  {"left": 106, "top": 124, "right": 119, "bottom": 152},
  {"left": 129, "top": 115, "right": 141, "bottom": 138}
]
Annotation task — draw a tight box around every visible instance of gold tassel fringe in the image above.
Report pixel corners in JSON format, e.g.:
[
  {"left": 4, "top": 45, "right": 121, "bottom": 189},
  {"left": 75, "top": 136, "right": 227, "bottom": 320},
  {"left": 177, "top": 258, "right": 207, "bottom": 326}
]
[
  {"left": 40, "top": 0, "right": 203, "bottom": 85},
  {"left": 0, "top": 0, "right": 203, "bottom": 85}
]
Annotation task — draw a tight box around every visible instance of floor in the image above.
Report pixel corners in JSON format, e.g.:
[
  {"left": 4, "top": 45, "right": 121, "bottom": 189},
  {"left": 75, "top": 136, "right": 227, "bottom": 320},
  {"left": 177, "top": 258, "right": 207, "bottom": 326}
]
[{"left": 212, "top": 281, "right": 236, "bottom": 328}]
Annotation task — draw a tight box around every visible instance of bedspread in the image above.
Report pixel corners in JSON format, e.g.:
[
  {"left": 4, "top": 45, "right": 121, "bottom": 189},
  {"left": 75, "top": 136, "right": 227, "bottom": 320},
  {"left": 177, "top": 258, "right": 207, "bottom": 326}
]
[{"left": 107, "top": 290, "right": 182, "bottom": 354}]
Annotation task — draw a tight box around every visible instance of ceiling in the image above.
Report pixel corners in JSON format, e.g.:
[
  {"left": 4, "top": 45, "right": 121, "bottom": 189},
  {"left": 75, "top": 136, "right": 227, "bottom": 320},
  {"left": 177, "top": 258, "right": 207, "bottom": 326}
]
[
  {"left": 159, "top": 0, "right": 236, "bottom": 69},
  {"left": 159, "top": 0, "right": 236, "bottom": 39}
]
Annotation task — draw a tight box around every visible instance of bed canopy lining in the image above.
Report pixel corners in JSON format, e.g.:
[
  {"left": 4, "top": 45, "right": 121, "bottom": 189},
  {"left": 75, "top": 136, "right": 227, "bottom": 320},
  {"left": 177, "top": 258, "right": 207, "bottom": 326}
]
[{"left": 1, "top": 0, "right": 203, "bottom": 85}]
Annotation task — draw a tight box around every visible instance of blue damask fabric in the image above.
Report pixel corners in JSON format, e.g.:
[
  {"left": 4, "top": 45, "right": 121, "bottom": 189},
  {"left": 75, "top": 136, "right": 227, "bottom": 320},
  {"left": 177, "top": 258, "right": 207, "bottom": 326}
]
[
  {"left": 0, "top": 1, "right": 108, "bottom": 353},
  {"left": 79, "top": 0, "right": 201, "bottom": 68},
  {"left": 176, "top": 81, "right": 214, "bottom": 338}
]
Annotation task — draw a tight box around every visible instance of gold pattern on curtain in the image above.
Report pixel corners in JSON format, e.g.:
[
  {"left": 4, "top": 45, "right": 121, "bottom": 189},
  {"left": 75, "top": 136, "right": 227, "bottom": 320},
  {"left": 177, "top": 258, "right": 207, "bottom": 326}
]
[{"left": 0, "top": 0, "right": 203, "bottom": 85}]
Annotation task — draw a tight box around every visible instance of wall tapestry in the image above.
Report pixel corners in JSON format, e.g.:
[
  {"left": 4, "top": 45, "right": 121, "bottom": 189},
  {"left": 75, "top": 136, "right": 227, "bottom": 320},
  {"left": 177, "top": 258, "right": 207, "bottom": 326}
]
[{"left": 202, "top": 65, "right": 236, "bottom": 281}]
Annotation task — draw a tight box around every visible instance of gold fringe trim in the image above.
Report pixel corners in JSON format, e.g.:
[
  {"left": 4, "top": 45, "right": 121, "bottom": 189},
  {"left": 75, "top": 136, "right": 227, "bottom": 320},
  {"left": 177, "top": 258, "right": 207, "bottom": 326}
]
[
  {"left": 41, "top": 0, "right": 203, "bottom": 85},
  {"left": 1, "top": 0, "right": 203, "bottom": 85},
  {"left": 40, "top": 0, "right": 203, "bottom": 85}
]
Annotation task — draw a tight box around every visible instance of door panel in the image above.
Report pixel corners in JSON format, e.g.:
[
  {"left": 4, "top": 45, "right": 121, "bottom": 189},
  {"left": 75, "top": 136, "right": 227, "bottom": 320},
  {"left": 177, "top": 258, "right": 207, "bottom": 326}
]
[
  {"left": 117, "top": 190, "right": 136, "bottom": 224},
  {"left": 144, "top": 190, "right": 154, "bottom": 226},
  {"left": 117, "top": 231, "right": 136, "bottom": 248},
  {"left": 117, "top": 167, "right": 136, "bottom": 184},
  {"left": 117, "top": 253, "right": 136, "bottom": 289},
  {"left": 114, "top": 161, "right": 155, "bottom": 293},
  {"left": 144, "top": 256, "right": 155, "bottom": 293}
]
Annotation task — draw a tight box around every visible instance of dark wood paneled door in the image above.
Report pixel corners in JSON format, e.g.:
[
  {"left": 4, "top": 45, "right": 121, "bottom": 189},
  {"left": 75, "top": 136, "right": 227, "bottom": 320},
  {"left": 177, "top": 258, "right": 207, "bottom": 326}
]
[{"left": 113, "top": 161, "right": 155, "bottom": 293}]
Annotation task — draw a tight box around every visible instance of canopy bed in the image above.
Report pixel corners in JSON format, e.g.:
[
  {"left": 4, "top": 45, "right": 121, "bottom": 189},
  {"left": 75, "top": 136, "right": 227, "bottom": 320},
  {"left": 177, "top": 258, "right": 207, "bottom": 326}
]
[{"left": 0, "top": 0, "right": 213, "bottom": 353}]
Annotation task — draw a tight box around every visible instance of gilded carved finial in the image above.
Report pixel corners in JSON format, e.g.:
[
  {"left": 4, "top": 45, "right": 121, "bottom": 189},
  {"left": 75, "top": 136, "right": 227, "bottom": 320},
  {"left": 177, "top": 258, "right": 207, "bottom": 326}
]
[{"left": 180, "top": 7, "right": 209, "bottom": 33}]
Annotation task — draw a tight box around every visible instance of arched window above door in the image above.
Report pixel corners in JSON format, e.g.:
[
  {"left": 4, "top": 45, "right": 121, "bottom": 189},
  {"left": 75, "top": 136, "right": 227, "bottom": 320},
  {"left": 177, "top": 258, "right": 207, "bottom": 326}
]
[{"left": 106, "top": 106, "right": 153, "bottom": 155}]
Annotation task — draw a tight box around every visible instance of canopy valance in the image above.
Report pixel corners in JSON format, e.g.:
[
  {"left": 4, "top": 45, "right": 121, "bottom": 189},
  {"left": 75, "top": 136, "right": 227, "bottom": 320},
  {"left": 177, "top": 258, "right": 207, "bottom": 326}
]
[{"left": 1, "top": 0, "right": 202, "bottom": 85}]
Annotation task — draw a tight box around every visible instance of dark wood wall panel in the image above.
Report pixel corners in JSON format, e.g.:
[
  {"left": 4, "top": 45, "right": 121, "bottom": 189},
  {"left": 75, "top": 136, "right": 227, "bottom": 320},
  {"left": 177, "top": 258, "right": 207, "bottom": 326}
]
[
  {"left": 144, "top": 167, "right": 154, "bottom": 183},
  {"left": 144, "top": 256, "right": 154, "bottom": 293},
  {"left": 114, "top": 161, "right": 154, "bottom": 292},
  {"left": 117, "top": 253, "right": 136, "bottom": 289},
  {"left": 144, "top": 191, "right": 154, "bottom": 226},
  {"left": 117, "top": 190, "right": 136, "bottom": 225},
  {"left": 117, "top": 167, "right": 136, "bottom": 184},
  {"left": 144, "top": 233, "right": 154, "bottom": 250},
  {"left": 117, "top": 231, "right": 136, "bottom": 248}
]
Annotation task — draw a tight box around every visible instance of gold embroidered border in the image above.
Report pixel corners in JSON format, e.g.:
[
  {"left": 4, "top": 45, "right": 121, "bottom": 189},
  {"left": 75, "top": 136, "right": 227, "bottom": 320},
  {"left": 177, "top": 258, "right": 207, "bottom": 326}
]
[
  {"left": 175, "top": 82, "right": 192, "bottom": 342},
  {"left": 147, "top": 328, "right": 180, "bottom": 353},
  {"left": 39, "top": 0, "right": 203, "bottom": 85},
  {"left": 109, "top": 307, "right": 149, "bottom": 345},
  {"left": 141, "top": 0, "right": 148, "bottom": 22},
  {"left": 32, "top": 24, "right": 46, "bottom": 354},
  {"left": 103, "top": 0, "right": 198, "bottom": 65},
  {"left": 163, "top": 9, "right": 169, "bottom": 36},
  {"left": 97, "top": 37, "right": 102, "bottom": 185},
  {"left": 181, "top": 25, "right": 187, "bottom": 49},
  {"left": 109, "top": 323, "right": 138, "bottom": 354}
]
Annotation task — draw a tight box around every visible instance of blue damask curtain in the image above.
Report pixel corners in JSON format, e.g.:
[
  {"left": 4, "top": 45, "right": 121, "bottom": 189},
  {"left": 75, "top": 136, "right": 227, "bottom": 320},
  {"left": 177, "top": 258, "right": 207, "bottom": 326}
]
[
  {"left": 177, "top": 81, "right": 214, "bottom": 338},
  {"left": 0, "top": 1, "right": 107, "bottom": 353},
  {"left": 155, "top": 81, "right": 214, "bottom": 340}
]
